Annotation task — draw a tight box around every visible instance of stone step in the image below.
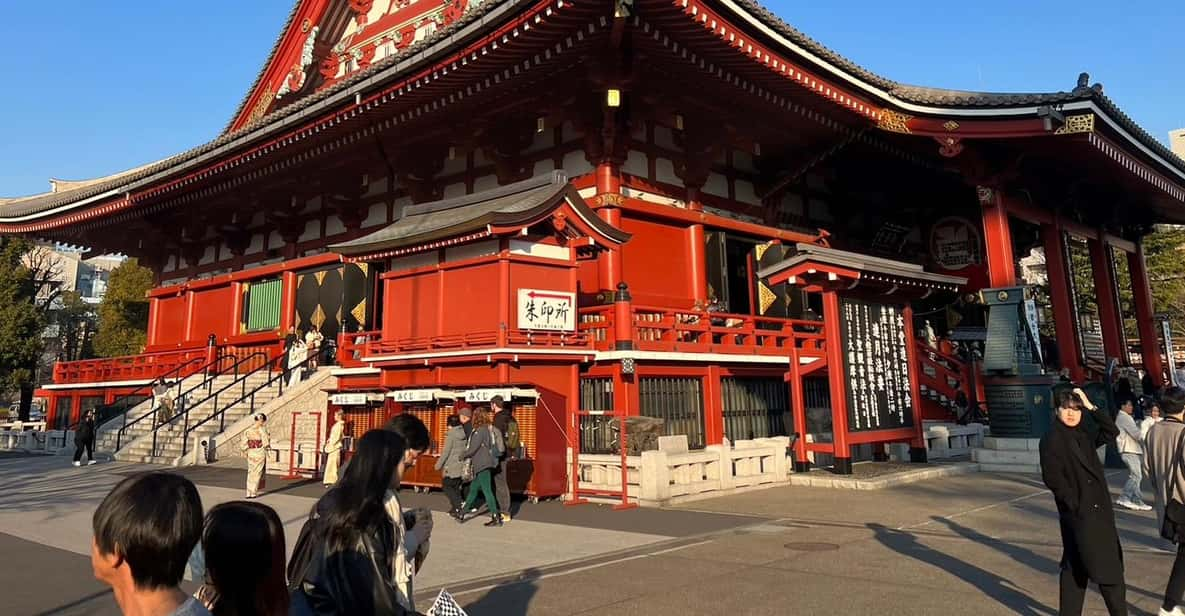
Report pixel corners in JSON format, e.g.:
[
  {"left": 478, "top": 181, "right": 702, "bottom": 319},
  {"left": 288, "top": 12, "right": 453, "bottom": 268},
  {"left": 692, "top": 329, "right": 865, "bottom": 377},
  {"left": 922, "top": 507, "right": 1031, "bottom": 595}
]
[
  {"left": 978, "top": 462, "right": 1042, "bottom": 474},
  {"left": 971, "top": 447, "right": 1040, "bottom": 466},
  {"left": 982, "top": 437, "right": 1041, "bottom": 451}
]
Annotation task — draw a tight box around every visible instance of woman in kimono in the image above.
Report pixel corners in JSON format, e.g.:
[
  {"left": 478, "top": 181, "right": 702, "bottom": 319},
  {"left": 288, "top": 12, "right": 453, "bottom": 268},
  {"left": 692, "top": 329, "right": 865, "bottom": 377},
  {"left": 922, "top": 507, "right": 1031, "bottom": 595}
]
[
  {"left": 242, "top": 414, "right": 270, "bottom": 499},
  {"left": 322, "top": 410, "right": 345, "bottom": 487},
  {"left": 287, "top": 339, "right": 307, "bottom": 388}
]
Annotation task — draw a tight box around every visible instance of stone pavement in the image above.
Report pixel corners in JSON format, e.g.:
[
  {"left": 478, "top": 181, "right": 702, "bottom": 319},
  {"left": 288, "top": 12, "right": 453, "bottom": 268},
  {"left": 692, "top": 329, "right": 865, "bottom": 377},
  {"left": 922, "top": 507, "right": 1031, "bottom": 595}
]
[{"left": 1, "top": 450, "right": 1180, "bottom": 615}]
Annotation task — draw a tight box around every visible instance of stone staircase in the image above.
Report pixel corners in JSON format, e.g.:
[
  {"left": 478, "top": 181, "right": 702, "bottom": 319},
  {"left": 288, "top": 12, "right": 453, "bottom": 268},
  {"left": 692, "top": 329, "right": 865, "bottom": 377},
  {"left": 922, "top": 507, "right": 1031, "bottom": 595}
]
[
  {"left": 111, "top": 371, "right": 283, "bottom": 466},
  {"left": 94, "top": 371, "right": 218, "bottom": 456}
]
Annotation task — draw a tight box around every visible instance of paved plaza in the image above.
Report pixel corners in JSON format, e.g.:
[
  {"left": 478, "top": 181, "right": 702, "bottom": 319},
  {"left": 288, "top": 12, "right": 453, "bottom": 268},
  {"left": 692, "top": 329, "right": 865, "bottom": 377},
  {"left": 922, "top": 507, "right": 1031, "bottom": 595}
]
[{"left": 0, "top": 450, "right": 1178, "bottom": 615}]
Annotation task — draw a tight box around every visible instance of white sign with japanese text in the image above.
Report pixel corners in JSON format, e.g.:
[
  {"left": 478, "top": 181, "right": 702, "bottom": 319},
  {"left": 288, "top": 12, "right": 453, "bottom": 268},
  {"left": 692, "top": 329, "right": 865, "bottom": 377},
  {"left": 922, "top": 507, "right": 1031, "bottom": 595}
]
[
  {"left": 388, "top": 389, "right": 439, "bottom": 403},
  {"left": 516, "top": 288, "right": 575, "bottom": 332}
]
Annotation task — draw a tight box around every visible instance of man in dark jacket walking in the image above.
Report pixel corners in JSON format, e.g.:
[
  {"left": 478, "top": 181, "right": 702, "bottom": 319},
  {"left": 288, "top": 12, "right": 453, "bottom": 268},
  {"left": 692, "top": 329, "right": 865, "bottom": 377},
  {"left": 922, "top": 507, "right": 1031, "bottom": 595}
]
[
  {"left": 490, "top": 396, "right": 517, "bottom": 522},
  {"left": 1041, "top": 387, "right": 1128, "bottom": 615},
  {"left": 73, "top": 409, "right": 97, "bottom": 467}
]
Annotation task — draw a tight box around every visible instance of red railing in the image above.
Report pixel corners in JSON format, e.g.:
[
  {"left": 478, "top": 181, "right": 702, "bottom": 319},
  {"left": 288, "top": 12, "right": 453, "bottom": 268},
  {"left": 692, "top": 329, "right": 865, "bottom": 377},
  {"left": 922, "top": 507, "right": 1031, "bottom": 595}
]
[
  {"left": 52, "top": 348, "right": 211, "bottom": 385},
  {"left": 580, "top": 304, "right": 827, "bottom": 357},
  {"left": 347, "top": 329, "right": 590, "bottom": 360},
  {"left": 337, "top": 331, "right": 381, "bottom": 367},
  {"left": 915, "top": 341, "right": 974, "bottom": 420},
  {"left": 52, "top": 342, "right": 285, "bottom": 386}
]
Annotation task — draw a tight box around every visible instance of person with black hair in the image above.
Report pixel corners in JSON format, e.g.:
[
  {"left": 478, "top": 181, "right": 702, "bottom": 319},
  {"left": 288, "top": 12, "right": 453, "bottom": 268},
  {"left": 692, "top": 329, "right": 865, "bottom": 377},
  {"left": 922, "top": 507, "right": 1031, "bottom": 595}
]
[
  {"left": 1115, "top": 397, "right": 1152, "bottom": 511},
  {"left": 74, "top": 409, "right": 97, "bottom": 467},
  {"left": 195, "top": 502, "right": 288, "bottom": 616},
  {"left": 1040, "top": 387, "right": 1128, "bottom": 615},
  {"left": 91, "top": 472, "right": 209, "bottom": 616},
  {"left": 490, "top": 395, "right": 518, "bottom": 523},
  {"left": 1143, "top": 386, "right": 1185, "bottom": 616},
  {"left": 382, "top": 412, "right": 434, "bottom": 606},
  {"left": 456, "top": 409, "right": 502, "bottom": 527},
  {"left": 288, "top": 430, "right": 417, "bottom": 615},
  {"left": 241, "top": 414, "right": 270, "bottom": 499}
]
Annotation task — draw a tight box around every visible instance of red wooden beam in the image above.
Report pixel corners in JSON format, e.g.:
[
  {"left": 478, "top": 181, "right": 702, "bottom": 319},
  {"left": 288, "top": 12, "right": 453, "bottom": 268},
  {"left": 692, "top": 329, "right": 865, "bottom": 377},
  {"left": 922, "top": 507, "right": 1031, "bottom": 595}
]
[
  {"left": 982, "top": 189, "right": 1017, "bottom": 287},
  {"left": 1130, "top": 240, "right": 1165, "bottom": 386},
  {"left": 1088, "top": 237, "right": 1124, "bottom": 361},
  {"left": 1041, "top": 223, "right": 1084, "bottom": 383}
]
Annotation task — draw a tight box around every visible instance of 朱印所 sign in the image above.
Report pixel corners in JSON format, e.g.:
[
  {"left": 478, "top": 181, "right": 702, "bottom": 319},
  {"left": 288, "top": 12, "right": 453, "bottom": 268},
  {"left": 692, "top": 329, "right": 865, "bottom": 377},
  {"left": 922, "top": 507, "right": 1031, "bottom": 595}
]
[{"left": 517, "top": 288, "right": 575, "bottom": 331}]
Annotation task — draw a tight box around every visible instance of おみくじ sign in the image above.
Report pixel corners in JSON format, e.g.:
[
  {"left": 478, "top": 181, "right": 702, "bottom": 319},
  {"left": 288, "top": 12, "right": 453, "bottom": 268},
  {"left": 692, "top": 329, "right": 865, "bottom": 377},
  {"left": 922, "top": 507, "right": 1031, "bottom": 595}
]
[{"left": 517, "top": 289, "right": 575, "bottom": 331}]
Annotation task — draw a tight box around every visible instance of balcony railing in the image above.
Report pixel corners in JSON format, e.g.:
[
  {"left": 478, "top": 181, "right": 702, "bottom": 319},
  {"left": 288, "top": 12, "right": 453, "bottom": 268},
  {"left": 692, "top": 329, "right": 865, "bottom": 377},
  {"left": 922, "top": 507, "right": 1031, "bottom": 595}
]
[
  {"left": 51, "top": 342, "right": 284, "bottom": 386},
  {"left": 580, "top": 304, "right": 826, "bottom": 356},
  {"left": 52, "top": 348, "right": 212, "bottom": 385},
  {"left": 347, "top": 328, "right": 591, "bottom": 361}
]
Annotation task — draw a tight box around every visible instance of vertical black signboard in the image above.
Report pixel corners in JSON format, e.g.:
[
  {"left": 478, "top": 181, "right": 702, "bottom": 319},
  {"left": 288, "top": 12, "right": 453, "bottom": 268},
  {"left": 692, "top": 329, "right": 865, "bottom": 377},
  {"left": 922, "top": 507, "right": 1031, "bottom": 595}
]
[{"left": 839, "top": 298, "right": 915, "bottom": 431}]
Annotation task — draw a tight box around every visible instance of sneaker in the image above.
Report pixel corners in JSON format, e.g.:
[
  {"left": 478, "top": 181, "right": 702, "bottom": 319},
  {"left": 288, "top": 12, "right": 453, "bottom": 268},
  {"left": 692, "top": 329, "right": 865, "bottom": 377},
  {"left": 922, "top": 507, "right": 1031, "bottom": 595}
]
[
  {"left": 1116, "top": 499, "right": 1138, "bottom": 510},
  {"left": 87, "top": 460, "right": 97, "bottom": 466},
  {"left": 501, "top": 512, "right": 512, "bottom": 523},
  {"left": 72, "top": 461, "right": 81, "bottom": 467},
  {"left": 1132, "top": 501, "right": 1154, "bottom": 511},
  {"left": 1159, "top": 607, "right": 1185, "bottom": 616},
  {"left": 483, "top": 516, "right": 503, "bottom": 527}
]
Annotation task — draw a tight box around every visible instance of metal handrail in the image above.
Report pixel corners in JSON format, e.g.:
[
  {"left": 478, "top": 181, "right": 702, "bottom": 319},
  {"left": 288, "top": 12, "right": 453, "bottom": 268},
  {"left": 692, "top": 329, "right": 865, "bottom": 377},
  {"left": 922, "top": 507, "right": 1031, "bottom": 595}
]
[
  {"left": 178, "top": 352, "right": 319, "bottom": 458},
  {"left": 116, "top": 351, "right": 269, "bottom": 452},
  {"left": 93, "top": 355, "right": 212, "bottom": 430}
]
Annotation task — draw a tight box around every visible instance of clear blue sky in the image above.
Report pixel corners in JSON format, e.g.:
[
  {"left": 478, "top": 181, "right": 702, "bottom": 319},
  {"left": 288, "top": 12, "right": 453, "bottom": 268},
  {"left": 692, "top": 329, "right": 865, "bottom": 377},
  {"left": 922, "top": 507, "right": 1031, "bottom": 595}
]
[{"left": 1, "top": 0, "right": 1182, "bottom": 198}]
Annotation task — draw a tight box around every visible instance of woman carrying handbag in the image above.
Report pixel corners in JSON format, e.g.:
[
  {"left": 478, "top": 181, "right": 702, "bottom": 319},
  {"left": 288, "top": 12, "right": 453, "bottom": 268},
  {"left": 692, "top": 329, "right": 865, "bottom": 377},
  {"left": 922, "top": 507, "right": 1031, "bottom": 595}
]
[{"left": 1040, "top": 387, "right": 1128, "bottom": 615}]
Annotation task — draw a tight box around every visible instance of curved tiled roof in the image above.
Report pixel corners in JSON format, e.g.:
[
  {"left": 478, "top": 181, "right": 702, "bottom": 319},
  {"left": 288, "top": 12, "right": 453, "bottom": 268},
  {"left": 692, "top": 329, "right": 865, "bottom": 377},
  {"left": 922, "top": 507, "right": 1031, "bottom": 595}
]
[
  {"left": 222, "top": 0, "right": 308, "bottom": 134},
  {"left": 728, "top": 0, "right": 1185, "bottom": 173},
  {"left": 3, "top": 0, "right": 1182, "bottom": 223}
]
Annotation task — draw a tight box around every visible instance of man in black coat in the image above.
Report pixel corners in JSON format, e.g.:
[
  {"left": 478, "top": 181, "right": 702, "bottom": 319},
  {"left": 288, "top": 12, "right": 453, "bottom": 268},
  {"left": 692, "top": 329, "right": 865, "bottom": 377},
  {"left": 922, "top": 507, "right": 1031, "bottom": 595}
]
[
  {"left": 73, "top": 409, "right": 97, "bottom": 467},
  {"left": 1041, "top": 387, "right": 1128, "bottom": 615}
]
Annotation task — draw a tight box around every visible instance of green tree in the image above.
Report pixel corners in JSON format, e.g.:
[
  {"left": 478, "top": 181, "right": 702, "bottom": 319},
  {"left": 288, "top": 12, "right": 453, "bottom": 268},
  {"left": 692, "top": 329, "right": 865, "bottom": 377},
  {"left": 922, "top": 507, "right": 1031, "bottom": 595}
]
[
  {"left": 93, "top": 259, "right": 153, "bottom": 357},
  {"left": 1143, "top": 226, "right": 1185, "bottom": 336},
  {"left": 56, "top": 290, "right": 96, "bottom": 361},
  {"left": 0, "top": 237, "right": 45, "bottom": 420}
]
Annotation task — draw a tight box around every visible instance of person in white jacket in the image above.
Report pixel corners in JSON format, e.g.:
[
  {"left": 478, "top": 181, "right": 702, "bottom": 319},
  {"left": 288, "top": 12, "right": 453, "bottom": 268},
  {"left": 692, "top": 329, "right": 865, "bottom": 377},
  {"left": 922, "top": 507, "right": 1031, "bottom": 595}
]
[
  {"left": 1115, "top": 397, "right": 1152, "bottom": 510},
  {"left": 1142, "top": 401, "right": 1163, "bottom": 442}
]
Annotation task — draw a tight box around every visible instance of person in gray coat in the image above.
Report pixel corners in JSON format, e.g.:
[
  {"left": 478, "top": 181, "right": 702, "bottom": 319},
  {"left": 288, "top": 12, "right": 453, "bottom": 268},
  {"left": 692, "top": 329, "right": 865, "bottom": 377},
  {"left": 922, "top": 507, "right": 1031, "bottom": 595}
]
[
  {"left": 434, "top": 413, "right": 468, "bottom": 515},
  {"left": 1143, "top": 386, "right": 1185, "bottom": 615},
  {"left": 453, "top": 409, "right": 502, "bottom": 527}
]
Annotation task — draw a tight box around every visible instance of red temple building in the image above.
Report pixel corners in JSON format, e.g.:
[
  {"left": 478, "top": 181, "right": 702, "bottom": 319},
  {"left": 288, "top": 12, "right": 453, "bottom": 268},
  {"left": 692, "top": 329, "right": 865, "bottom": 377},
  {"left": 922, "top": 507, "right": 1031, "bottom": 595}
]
[{"left": 6, "top": 0, "right": 1185, "bottom": 490}]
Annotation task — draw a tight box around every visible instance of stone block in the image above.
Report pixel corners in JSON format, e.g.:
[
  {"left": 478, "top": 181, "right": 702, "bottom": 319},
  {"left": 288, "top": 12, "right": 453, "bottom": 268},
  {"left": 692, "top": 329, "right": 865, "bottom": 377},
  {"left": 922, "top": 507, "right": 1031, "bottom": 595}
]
[
  {"left": 983, "top": 436, "right": 1041, "bottom": 451},
  {"left": 971, "top": 447, "right": 1040, "bottom": 465},
  {"left": 658, "top": 435, "right": 689, "bottom": 454},
  {"left": 978, "top": 462, "right": 1041, "bottom": 474}
]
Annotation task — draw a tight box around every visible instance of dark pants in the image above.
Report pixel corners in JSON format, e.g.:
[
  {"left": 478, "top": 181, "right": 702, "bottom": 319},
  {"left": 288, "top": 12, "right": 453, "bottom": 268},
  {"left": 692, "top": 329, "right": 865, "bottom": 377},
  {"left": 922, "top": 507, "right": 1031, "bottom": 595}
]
[
  {"left": 1059, "top": 565, "right": 1127, "bottom": 615},
  {"left": 442, "top": 476, "right": 464, "bottom": 512},
  {"left": 73, "top": 440, "right": 93, "bottom": 463},
  {"left": 461, "top": 469, "right": 498, "bottom": 517},
  {"left": 494, "top": 458, "right": 510, "bottom": 515},
  {"left": 1165, "top": 542, "right": 1185, "bottom": 611}
]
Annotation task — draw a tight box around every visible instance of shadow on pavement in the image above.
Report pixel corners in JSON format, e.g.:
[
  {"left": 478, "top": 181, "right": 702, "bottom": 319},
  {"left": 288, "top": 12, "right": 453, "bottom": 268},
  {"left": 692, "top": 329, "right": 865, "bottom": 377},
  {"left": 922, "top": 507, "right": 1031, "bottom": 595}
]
[
  {"left": 867, "top": 522, "right": 1055, "bottom": 616},
  {"left": 461, "top": 567, "right": 541, "bottom": 616}
]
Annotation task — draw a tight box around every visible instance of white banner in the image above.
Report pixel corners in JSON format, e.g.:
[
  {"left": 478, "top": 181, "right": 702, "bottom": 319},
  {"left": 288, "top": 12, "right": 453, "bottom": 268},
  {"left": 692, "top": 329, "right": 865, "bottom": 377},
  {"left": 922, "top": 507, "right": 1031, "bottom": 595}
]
[
  {"left": 462, "top": 388, "right": 539, "bottom": 402},
  {"left": 1024, "top": 298, "right": 1043, "bottom": 365},
  {"left": 330, "top": 393, "right": 383, "bottom": 406},
  {"left": 516, "top": 288, "right": 575, "bottom": 331},
  {"left": 1164, "top": 320, "right": 1177, "bottom": 386},
  {"left": 387, "top": 389, "right": 443, "bottom": 403}
]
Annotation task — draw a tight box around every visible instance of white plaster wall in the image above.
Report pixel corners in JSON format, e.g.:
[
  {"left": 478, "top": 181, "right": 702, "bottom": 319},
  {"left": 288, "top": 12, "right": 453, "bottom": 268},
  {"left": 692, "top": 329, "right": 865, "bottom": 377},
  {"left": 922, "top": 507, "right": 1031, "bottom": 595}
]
[
  {"left": 267, "top": 230, "right": 282, "bottom": 250},
  {"left": 442, "top": 153, "right": 468, "bottom": 176},
  {"left": 561, "top": 150, "right": 594, "bottom": 177},
  {"left": 246, "top": 233, "right": 265, "bottom": 255},
  {"left": 442, "top": 182, "right": 466, "bottom": 199},
  {"left": 622, "top": 150, "right": 647, "bottom": 178},
  {"left": 389, "top": 251, "right": 439, "bottom": 273},
  {"left": 734, "top": 180, "right": 759, "bottom": 206},
  {"left": 473, "top": 174, "right": 499, "bottom": 192},
  {"left": 655, "top": 157, "right": 679, "bottom": 186},
  {"left": 703, "top": 172, "right": 729, "bottom": 198},
  {"left": 302, "top": 195, "right": 322, "bottom": 214},
  {"left": 364, "top": 201, "right": 387, "bottom": 228},
  {"left": 654, "top": 125, "right": 676, "bottom": 151},
  {"left": 391, "top": 196, "right": 412, "bottom": 221},
  {"left": 299, "top": 219, "right": 320, "bottom": 242},
  {"left": 526, "top": 126, "right": 551, "bottom": 154},
  {"left": 325, "top": 214, "right": 345, "bottom": 236},
  {"left": 732, "top": 150, "right": 756, "bottom": 175},
  {"left": 198, "top": 245, "right": 216, "bottom": 266},
  {"left": 163, "top": 256, "right": 177, "bottom": 273},
  {"left": 445, "top": 240, "right": 498, "bottom": 263}
]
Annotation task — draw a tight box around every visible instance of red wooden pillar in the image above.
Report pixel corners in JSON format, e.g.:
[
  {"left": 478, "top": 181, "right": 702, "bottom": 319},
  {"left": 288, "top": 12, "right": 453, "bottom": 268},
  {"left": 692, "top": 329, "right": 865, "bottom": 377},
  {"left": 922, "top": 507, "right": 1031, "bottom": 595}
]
[
  {"left": 1088, "top": 237, "right": 1124, "bottom": 362},
  {"left": 822, "top": 289, "right": 852, "bottom": 473},
  {"left": 596, "top": 162, "right": 622, "bottom": 292},
  {"left": 1041, "top": 222, "right": 1084, "bottom": 383},
  {"left": 147, "top": 297, "right": 161, "bottom": 347},
  {"left": 183, "top": 290, "right": 196, "bottom": 344},
  {"left": 686, "top": 187, "right": 708, "bottom": 305},
  {"left": 902, "top": 304, "right": 927, "bottom": 460},
  {"left": 980, "top": 188, "right": 1017, "bottom": 288},
  {"left": 787, "top": 346, "right": 810, "bottom": 471},
  {"left": 704, "top": 364, "right": 724, "bottom": 445},
  {"left": 279, "top": 271, "right": 298, "bottom": 333},
  {"left": 229, "top": 282, "right": 244, "bottom": 339},
  {"left": 1129, "top": 240, "right": 1165, "bottom": 387}
]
